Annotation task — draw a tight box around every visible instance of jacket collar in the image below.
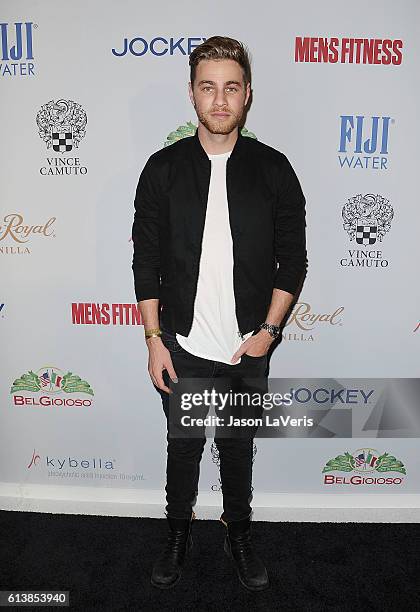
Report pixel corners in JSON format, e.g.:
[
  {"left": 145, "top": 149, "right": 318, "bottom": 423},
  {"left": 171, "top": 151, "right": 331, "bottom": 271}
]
[{"left": 192, "top": 126, "right": 245, "bottom": 163}]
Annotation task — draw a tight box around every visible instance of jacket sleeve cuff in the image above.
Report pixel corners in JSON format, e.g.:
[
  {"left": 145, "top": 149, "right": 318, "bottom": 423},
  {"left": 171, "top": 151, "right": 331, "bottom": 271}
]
[{"left": 133, "top": 270, "right": 161, "bottom": 302}]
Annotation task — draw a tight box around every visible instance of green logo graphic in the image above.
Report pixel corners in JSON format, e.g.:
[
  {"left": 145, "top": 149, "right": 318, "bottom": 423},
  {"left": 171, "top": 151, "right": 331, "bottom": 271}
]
[
  {"left": 164, "top": 121, "right": 257, "bottom": 147},
  {"left": 11, "top": 367, "right": 94, "bottom": 396},
  {"left": 322, "top": 448, "right": 406, "bottom": 475}
]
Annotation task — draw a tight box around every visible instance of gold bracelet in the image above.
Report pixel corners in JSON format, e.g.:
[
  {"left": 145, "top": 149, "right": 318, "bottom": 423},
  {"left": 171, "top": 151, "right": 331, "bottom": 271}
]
[{"left": 145, "top": 327, "right": 162, "bottom": 339}]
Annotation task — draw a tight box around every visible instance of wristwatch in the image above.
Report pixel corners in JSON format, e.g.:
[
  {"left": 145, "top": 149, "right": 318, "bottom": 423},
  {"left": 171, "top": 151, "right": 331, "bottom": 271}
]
[
  {"left": 145, "top": 327, "right": 162, "bottom": 339},
  {"left": 258, "top": 322, "right": 281, "bottom": 339}
]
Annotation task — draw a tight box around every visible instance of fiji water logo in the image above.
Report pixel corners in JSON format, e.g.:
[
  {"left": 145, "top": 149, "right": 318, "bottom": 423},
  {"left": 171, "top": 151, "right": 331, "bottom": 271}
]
[
  {"left": 11, "top": 367, "right": 94, "bottom": 407},
  {"left": 322, "top": 448, "right": 406, "bottom": 486},
  {"left": 338, "top": 116, "right": 393, "bottom": 170},
  {"left": 0, "top": 22, "right": 36, "bottom": 77}
]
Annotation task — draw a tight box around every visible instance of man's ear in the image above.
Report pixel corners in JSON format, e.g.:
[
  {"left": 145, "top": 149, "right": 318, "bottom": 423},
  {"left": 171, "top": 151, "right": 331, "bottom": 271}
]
[{"left": 245, "top": 82, "right": 251, "bottom": 106}]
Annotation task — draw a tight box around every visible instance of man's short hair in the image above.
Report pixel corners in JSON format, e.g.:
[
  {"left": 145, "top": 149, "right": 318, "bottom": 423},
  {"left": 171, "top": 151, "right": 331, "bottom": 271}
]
[{"left": 189, "top": 36, "right": 252, "bottom": 88}]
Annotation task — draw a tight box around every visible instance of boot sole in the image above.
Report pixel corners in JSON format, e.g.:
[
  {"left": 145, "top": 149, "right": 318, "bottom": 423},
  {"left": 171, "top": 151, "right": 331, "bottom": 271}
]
[
  {"left": 223, "top": 538, "right": 270, "bottom": 592},
  {"left": 150, "top": 536, "right": 193, "bottom": 589}
]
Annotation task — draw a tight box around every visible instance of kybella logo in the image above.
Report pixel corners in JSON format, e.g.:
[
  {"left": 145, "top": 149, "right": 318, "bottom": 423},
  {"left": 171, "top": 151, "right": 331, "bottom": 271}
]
[
  {"left": 28, "top": 450, "right": 115, "bottom": 471},
  {"left": 338, "top": 115, "right": 393, "bottom": 170},
  {"left": 27, "top": 449, "right": 40, "bottom": 468},
  {"left": 36, "top": 99, "right": 88, "bottom": 176},
  {"left": 322, "top": 448, "right": 406, "bottom": 486},
  {"left": 11, "top": 366, "right": 94, "bottom": 407},
  {"left": 340, "top": 194, "right": 393, "bottom": 268},
  {"left": 0, "top": 22, "right": 36, "bottom": 77}
]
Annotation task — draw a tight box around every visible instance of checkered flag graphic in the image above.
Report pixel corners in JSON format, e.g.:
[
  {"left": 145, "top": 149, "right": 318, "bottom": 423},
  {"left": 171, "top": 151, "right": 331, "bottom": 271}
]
[
  {"left": 52, "top": 131, "right": 73, "bottom": 153},
  {"left": 356, "top": 224, "right": 377, "bottom": 245}
]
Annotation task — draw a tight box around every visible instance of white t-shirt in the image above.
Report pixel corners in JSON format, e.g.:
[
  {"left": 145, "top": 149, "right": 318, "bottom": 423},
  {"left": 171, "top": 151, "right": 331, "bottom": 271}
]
[{"left": 176, "top": 149, "right": 254, "bottom": 364}]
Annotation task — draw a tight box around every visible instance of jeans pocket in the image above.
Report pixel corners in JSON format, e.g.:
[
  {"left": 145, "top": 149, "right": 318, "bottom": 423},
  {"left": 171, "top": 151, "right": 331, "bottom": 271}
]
[
  {"left": 161, "top": 329, "right": 184, "bottom": 353},
  {"left": 243, "top": 352, "right": 266, "bottom": 360}
]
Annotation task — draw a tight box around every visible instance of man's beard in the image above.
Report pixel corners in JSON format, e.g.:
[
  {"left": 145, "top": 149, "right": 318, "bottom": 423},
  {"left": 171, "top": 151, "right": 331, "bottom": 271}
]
[{"left": 194, "top": 103, "right": 243, "bottom": 135}]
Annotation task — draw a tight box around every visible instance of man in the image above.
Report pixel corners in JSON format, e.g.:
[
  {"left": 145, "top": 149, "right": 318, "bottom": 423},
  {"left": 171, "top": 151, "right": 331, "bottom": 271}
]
[{"left": 132, "top": 36, "right": 307, "bottom": 591}]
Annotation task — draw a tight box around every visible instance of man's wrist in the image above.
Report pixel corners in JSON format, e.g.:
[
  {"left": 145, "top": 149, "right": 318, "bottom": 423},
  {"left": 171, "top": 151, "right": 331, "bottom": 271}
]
[
  {"left": 144, "top": 327, "right": 162, "bottom": 340},
  {"left": 146, "top": 335, "right": 162, "bottom": 346},
  {"left": 258, "top": 322, "right": 281, "bottom": 339}
]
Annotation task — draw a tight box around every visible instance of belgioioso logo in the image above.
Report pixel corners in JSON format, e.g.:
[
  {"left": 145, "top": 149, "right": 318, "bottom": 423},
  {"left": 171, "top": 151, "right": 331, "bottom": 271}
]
[
  {"left": 322, "top": 447, "right": 406, "bottom": 486},
  {"left": 11, "top": 366, "right": 94, "bottom": 407}
]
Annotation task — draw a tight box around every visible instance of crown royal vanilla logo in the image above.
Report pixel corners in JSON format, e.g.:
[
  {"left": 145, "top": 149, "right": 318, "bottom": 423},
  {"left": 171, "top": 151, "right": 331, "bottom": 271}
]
[
  {"left": 0, "top": 213, "right": 56, "bottom": 255},
  {"left": 283, "top": 301, "right": 344, "bottom": 342}
]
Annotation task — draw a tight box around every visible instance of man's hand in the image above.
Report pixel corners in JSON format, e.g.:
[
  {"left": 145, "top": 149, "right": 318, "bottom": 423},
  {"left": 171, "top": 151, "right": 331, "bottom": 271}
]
[
  {"left": 230, "top": 329, "right": 274, "bottom": 364},
  {"left": 146, "top": 337, "right": 178, "bottom": 394}
]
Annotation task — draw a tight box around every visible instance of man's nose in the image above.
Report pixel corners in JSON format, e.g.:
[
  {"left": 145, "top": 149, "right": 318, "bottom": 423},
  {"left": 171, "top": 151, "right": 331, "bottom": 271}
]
[{"left": 213, "top": 87, "right": 228, "bottom": 107}]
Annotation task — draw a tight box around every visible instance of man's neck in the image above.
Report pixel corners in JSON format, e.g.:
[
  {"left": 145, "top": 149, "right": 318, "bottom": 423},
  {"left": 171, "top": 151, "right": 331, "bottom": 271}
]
[{"left": 197, "top": 123, "right": 238, "bottom": 156}]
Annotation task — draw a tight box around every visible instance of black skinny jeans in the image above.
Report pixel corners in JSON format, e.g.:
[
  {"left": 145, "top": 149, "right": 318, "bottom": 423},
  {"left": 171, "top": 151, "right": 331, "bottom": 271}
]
[{"left": 155, "top": 323, "right": 268, "bottom": 523}]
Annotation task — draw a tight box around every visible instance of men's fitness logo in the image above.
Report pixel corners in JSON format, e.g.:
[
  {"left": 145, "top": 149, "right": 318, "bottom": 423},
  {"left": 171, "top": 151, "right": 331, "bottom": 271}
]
[
  {"left": 322, "top": 448, "right": 406, "bottom": 486},
  {"left": 163, "top": 121, "right": 257, "bottom": 147},
  {"left": 11, "top": 366, "right": 94, "bottom": 407},
  {"left": 340, "top": 193, "right": 394, "bottom": 268},
  {"left": 36, "top": 99, "right": 88, "bottom": 175},
  {"left": 210, "top": 441, "right": 257, "bottom": 491}
]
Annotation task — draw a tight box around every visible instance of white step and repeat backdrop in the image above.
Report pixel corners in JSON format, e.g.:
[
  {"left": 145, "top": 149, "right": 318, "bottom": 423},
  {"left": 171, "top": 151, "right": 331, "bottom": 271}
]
[{"left": 1, "top": 0, "right": 419, "bottom": 513}]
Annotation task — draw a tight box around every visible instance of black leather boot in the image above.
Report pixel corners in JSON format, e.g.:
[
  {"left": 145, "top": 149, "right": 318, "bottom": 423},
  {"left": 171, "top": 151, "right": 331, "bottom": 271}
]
[
  {"left": 151, "top": 512, "right": 194, "bottom": 589},
  {"left": 223, "top": 515, "right": 269, "bottom": 591}
]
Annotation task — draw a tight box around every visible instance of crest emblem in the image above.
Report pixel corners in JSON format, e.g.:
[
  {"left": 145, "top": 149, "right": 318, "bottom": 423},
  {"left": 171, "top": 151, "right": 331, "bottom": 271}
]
[
  {"left": 36, "top": 99, "right": 87, "bottom": 153},
  {"left": 52, "top": 130, "right": 73, "bottom": 153},
  {"left": 342, "top": 194, "right": 394, "bottom": 245}
]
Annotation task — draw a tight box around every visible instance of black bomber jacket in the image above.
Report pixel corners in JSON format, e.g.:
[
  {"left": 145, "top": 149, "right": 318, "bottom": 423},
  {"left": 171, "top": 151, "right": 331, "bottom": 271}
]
[{"left": 131, "top": 128, "right": 307, "bottom": 337}]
